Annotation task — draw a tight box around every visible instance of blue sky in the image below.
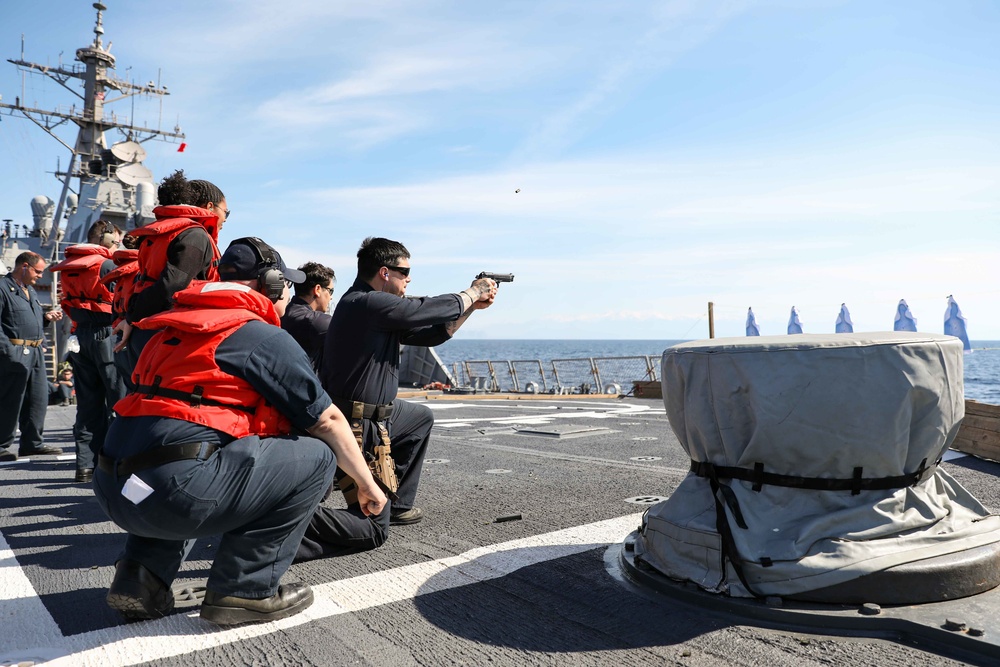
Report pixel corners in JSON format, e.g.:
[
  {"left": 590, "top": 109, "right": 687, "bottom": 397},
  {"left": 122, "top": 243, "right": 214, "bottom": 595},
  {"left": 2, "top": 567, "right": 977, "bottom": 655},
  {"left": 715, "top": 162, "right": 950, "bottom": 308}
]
[{"left": 1, "top": 1, "right": 998, "bottom": 339}]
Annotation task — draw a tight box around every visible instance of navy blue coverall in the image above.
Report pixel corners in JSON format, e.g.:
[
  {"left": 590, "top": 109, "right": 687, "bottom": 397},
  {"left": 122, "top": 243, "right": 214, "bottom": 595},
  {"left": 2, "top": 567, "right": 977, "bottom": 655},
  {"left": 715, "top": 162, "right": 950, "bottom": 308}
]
[{"left": 0, "top": 273, "right": 55, "bottom": 456}]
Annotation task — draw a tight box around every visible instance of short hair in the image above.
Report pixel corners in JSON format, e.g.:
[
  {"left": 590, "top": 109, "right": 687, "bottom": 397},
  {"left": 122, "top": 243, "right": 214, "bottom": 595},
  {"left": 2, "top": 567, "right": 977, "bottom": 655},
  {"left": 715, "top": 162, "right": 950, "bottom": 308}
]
[
  {"left": 15, "top": 251, "right": 43, "bottom": 268},
  {"left": 294, "top": 261, "right": 336, "bottom": 298},
  {"left": 87, "top": 219, "right": 117, "bottom": 246},
  {"left": 158, "top": 169, "right": 225, "bottom": 208},
  {"left": 357, "top": 237, "right": 409, "bottom": 281}
]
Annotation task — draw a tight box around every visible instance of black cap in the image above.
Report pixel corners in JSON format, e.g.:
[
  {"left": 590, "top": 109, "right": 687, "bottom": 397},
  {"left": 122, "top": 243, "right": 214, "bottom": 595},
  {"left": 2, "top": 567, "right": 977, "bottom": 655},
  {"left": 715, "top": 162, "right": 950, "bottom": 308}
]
[{"left": 218, "top": 237, "right": 306, "bottom": 284}]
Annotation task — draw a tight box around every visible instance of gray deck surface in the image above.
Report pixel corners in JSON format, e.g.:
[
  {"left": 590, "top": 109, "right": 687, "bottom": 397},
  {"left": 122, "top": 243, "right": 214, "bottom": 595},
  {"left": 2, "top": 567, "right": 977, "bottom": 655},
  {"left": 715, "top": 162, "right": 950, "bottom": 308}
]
[{"left": 3, "top": 395, "right": 1000, "bottom": 666}]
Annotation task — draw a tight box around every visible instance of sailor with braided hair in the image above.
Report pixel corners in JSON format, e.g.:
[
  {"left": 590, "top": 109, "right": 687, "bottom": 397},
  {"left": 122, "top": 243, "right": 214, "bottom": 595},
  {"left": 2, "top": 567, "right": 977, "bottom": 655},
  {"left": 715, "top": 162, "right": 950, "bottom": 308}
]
[{"left": 115, "top": 170, "right": 232, "bottom": 371}]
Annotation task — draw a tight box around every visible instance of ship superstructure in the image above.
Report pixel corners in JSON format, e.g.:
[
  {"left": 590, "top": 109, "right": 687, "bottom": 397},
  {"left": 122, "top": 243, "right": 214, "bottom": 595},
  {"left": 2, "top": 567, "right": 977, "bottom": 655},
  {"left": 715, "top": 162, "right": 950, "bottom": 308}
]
[{"left": 0, "top": 1, "right": 183, "bottom": 273}]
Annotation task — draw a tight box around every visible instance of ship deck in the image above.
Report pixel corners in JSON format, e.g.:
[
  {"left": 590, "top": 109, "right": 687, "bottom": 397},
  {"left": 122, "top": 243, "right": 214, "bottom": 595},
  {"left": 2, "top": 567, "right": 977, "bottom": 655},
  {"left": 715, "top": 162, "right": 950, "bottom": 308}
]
[{"left": 3, "top": 394, "right": 1000, "bottom": 666}]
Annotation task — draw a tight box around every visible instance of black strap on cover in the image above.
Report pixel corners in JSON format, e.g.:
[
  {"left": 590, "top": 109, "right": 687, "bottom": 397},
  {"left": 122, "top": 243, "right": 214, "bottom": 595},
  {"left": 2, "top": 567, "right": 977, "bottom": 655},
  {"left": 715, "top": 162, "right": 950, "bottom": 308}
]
[
  {"left": 692, "top": 456, "right": 933, "bottom": 599},
  {"left": 136, "top": 375, "right": 257, "bottom": 414},
  {"left": 702, "top": 464, "right": 764, "bottom": 598},
  {"left": 690, "top": 458, "right": 931, "bottom": 496}
]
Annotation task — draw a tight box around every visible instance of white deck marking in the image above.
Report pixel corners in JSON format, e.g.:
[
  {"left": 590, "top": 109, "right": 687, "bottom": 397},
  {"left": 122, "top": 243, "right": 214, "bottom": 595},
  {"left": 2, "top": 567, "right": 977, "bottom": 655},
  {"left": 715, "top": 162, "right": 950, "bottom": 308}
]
[
  {"left": 434, "top": 402, "right": 653, "bottom": 426},
  {"left": 2, "top": 514, "right": 642, "bottom": 667},
  {"left": 0, "top": 536, "right": 65, "bottom": 657},
  {"left": 443, "top": 438, "right": 690, "bottom": 476}
]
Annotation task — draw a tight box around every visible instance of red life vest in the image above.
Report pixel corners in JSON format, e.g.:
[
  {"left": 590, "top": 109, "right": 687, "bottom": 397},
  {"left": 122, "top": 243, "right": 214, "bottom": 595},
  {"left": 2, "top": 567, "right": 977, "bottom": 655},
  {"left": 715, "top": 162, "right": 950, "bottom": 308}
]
[
  {"left": 114, "top": 282, "right": 291, "bottom": 439},
  {"left": 101, "top": 249, "right": 140, "bottom": 326},
  {"left": 49, "top": 244, "right": 114, "bottom": 314},
  {"left": 130, "top": 205, "right": 222, "bottom": 303}
]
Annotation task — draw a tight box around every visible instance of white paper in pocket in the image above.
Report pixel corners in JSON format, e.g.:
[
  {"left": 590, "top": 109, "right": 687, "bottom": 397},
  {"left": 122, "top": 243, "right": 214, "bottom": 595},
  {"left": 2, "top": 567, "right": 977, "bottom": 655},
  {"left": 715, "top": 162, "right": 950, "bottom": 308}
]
[{"left": 122, "top": 474, "right": 154, "bottom": 505}]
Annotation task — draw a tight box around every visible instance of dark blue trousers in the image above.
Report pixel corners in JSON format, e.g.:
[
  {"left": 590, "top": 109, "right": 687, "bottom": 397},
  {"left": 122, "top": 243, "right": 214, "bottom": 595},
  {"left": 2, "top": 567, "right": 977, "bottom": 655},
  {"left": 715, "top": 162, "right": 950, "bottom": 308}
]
[
  {"left": 69, "top": 325, "right": 125, "bottom": 470},
  {"left": 311, "top": 398, "right": 432, "bottom": 556},
  {"left": 0, "top": 346, "right": 48, "bottom": 454},
  {"left": 94, "top": 433, "right": 336, "bottom": 598},
  {"left": 381, "top": 398, "right": 433, "bottom": 511}
]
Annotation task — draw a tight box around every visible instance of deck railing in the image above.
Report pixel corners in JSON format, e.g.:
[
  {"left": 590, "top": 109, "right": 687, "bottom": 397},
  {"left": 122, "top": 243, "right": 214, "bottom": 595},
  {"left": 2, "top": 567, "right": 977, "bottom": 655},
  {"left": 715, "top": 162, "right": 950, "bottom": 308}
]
[{"left": 454, "top": 355, "right": 659, "bottom": 394}]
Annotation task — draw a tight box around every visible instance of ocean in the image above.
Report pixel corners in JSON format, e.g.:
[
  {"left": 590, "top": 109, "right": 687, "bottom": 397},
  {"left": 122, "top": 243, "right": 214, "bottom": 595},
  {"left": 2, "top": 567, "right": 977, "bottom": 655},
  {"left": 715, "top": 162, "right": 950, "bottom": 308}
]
[{"left": 434, "top": 339, "right": 1000, "bottom": 404}]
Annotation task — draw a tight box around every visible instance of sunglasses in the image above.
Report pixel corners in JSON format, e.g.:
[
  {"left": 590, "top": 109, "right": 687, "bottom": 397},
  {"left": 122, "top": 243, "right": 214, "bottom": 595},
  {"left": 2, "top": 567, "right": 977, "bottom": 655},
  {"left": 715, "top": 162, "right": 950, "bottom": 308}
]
[{"left": 385, "top": 265, "right": 410, "bottom": 277}]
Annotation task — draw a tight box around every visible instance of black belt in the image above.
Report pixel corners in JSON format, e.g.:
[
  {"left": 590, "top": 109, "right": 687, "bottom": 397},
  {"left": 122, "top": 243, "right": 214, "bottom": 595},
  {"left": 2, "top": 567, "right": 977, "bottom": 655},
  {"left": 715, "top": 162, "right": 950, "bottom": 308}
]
[
  {"left": 331, "top": 398, "right": 394, "bottom": 422},
  {"left": 98, "top": 442, "right": 219, "bottom": 477}
]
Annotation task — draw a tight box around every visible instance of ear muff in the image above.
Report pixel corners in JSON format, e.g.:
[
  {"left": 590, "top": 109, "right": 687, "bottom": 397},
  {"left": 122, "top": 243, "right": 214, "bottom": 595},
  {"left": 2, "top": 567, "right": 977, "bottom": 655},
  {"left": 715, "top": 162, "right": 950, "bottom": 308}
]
[
  {"left": 98, "top": 221, "right": 115, "bottom": 247},
  {"left": 240, "top": 237, "right": 286, "bottom": 303}
]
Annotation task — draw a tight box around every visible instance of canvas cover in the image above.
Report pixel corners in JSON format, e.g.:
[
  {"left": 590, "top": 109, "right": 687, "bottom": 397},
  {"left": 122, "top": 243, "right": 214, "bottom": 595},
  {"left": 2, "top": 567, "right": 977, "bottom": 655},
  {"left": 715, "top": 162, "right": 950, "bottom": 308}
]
[{"left": 635, "top": 332, "right": 1000, "bottom": 598}]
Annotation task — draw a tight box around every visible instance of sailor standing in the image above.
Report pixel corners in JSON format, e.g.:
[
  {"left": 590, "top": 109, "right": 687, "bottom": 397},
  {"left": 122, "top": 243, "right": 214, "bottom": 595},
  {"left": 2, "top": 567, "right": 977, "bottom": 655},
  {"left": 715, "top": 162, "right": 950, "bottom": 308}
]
[
  {"left": 49, "top": 220, "right": 126, "bottom": 482},
  {"left": 0, "top": 252, "right": 64, "bottom": 461}
]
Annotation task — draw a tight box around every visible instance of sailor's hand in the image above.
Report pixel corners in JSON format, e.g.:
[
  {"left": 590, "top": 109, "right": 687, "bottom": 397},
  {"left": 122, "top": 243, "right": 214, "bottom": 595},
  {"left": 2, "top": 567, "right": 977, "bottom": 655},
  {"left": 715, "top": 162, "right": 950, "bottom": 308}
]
[
  {"left": 357, "top": 483, "right": 388, "bottom": 517},
  {"left": 470, "top": 278, "right": 497, "bottom": 305},
  {"left": 113, "top": 320, "right": 133, "bottom": 353},
  {"left": 45, "top": 309, "right": 63, "bottom": 322}
]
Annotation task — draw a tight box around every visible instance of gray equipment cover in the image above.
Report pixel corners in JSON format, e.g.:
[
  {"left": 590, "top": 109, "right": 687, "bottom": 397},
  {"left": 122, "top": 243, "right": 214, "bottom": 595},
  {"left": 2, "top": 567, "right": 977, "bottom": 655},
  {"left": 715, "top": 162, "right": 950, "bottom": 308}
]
[{"left": 635, "top": 332, "right": 1000, "bottom": 598}]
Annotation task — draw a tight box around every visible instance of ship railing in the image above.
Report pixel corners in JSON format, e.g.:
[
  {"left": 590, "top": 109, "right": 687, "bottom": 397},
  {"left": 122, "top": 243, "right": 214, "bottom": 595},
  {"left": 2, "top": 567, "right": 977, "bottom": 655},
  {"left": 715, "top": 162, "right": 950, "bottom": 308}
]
[{"left": 453, "top": 355, "right": 659, "bottom": 395}]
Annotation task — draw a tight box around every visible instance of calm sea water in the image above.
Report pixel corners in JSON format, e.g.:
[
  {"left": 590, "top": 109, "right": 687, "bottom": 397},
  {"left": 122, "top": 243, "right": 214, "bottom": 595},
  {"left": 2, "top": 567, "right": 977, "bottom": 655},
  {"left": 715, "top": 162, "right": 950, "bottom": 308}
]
[{"left": 435, "top": 339, "right": 1000, "bottom": 403}]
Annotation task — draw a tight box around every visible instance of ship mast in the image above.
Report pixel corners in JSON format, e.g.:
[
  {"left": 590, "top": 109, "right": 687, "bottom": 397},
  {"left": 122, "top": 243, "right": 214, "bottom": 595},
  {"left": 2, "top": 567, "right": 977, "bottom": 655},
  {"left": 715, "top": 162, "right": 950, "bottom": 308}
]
[{"left": 0, "top": 1, "right": 184, "bottom": 252}]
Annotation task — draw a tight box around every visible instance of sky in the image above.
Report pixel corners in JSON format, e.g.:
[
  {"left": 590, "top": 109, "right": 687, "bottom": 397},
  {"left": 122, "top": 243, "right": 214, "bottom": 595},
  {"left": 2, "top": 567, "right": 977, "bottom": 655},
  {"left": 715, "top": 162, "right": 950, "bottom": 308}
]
[{"left": 1, "top": 0, "right": 998, "bottom": 339}]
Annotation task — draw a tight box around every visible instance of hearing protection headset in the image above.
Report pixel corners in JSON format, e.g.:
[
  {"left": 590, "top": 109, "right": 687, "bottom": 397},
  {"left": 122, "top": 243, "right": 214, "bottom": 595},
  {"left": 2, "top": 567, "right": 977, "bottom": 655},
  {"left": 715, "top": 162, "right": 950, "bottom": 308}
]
[
  {"left": 240, "top": 237, "right": 286, "bottom": 303},
  {"left": 98, "top": 220, "right": 116, "bottom": 247}
]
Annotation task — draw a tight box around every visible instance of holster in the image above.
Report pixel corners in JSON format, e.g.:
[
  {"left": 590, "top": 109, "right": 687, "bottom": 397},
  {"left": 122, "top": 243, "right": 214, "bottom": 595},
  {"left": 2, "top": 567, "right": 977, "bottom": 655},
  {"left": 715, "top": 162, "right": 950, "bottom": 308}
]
[{"left": 341, "top": 401, "right": 399, "bottom": 505}]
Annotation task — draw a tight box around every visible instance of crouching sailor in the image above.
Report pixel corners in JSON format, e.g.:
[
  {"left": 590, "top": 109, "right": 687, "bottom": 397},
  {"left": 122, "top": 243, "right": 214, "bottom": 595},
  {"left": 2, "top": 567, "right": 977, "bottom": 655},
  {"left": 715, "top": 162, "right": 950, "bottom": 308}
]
[{"left": 94, "top": 237, "right": 386, "bottom": 626}]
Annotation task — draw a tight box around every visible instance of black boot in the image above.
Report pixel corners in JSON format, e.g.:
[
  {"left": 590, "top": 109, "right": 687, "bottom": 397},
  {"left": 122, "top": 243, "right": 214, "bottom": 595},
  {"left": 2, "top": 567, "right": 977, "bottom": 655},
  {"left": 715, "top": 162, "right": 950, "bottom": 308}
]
[
  {"left": 106, "top": 559, "right": 175, "bottom": 621},
  {"left": 201, "top": 583, "right": 313, "bottom": 626}
]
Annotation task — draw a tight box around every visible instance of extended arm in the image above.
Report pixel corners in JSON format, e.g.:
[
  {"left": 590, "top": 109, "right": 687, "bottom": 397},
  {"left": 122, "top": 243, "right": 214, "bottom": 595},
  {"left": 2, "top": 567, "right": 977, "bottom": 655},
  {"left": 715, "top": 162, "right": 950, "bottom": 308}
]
[{"left": 444, "top": 277, "right": 497, "bottom": 336}]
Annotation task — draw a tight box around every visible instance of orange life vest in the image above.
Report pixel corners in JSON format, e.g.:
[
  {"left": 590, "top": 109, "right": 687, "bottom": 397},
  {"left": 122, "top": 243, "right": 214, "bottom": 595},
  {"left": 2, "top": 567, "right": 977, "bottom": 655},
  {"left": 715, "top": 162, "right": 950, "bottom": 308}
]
[
  {"left": 130, "top": 205, "right": 221, "bottom": 303},
  {"left": 49, "top": 244, "right": 114, "bottom": 314},
  {"left": 101, "top": 248, "right": 140, "bottom": 326},
  {"left": 114, "top": 281, "right": 291, "bottom": 439}
]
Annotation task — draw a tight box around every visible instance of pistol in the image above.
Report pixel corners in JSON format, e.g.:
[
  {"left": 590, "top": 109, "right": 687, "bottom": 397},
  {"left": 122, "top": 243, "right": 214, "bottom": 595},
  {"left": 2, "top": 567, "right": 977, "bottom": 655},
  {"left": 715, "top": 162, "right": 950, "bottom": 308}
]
[{"left": 476, "top": 272, "right": 514, "bottom": 284}]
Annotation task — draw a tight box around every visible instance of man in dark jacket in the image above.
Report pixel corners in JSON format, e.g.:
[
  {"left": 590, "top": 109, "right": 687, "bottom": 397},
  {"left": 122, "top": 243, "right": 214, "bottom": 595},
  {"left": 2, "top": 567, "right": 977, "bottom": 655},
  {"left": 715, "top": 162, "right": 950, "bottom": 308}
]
[
  {"left": 280, "top": 261, "right": 335, "bottom": 371},
  {"left": 319, "top": 237, "right": 496, "bottom": 537}
]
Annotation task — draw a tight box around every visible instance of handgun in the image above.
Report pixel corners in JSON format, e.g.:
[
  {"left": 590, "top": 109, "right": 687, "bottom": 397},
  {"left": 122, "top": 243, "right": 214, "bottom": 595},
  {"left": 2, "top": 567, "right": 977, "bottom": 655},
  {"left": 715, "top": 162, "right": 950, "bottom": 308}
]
[{"left": 476, "top": 272, "right": 514, "bottom": 284}]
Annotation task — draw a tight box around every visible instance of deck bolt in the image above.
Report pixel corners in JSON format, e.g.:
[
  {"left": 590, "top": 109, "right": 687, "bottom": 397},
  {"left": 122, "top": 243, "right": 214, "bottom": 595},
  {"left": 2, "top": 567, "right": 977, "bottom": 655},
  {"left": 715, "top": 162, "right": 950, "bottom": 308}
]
[
  {"left": 859, "top": 603, "right": 881, "bottom": 616},
  {"left": 944, "top": 618, "right": 966, "bottom": 632},
  {"left": 968, "top": 627, "right": 985, "bottom": 637}
]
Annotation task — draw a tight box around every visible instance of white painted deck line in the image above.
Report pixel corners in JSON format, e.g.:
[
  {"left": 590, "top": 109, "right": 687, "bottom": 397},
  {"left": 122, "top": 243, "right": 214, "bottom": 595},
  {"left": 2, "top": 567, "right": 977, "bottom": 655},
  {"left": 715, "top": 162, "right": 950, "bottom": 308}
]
[
  {"left": 3, "top": 514, "right": 642, "bottom": 667},
  {"left": 434, "top": 403, "right": 652, "bottom": 426},
  {"left": 0, "top": 533, "right": 64, "bottom": 654}
]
